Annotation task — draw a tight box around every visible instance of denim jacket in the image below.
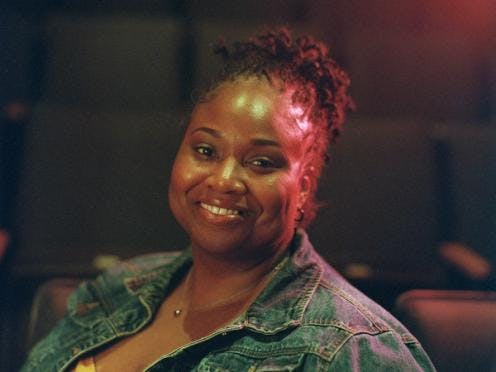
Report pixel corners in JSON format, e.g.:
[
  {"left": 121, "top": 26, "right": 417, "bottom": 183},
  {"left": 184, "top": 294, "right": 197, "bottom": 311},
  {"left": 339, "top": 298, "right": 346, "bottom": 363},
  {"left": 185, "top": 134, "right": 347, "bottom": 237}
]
[{"left": 22, "top": 230, "right": 436, "bottom": 371}]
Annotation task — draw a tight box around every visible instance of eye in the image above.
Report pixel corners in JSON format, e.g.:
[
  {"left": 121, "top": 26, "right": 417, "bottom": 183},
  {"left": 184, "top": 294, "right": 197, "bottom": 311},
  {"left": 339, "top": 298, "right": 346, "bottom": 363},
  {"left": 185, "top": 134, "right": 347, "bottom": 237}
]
[
  {"left": 251, "top": 158, "right": 275, "bottom": 169},
  {"left": 194, "top": 144, "right": 215, "bottom": 158},
  {"left": 247, "top": 157, "right": 285, "bottom": 175}
]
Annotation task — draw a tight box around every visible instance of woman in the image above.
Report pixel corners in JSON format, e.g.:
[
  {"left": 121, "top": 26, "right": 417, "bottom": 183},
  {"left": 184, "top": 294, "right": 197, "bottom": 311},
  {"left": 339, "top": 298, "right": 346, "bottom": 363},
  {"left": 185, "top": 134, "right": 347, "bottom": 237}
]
[{"left": 22, "top": 29, "right": 435, "bottom": 371}]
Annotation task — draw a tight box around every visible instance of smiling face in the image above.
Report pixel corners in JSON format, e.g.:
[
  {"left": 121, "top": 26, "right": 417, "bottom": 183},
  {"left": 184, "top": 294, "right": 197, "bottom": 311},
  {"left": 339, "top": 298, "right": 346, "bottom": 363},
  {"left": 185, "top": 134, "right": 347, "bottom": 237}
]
[{"left": 168, "top": 76, "right": 311, "bottom": 263}]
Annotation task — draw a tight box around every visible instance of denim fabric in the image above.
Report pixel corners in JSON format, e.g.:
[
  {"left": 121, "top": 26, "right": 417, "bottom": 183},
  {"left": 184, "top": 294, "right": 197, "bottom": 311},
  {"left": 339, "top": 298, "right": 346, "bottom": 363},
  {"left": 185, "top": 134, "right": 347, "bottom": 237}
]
[{"left": 21, "top": 231, "right": 436, "bottom": 371}]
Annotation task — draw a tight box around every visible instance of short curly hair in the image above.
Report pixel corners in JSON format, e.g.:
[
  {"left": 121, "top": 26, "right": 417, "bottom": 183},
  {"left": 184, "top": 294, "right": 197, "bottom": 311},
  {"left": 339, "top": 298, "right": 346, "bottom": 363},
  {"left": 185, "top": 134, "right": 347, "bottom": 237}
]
[{"left": 206, "top": 27, "right": 354, "bottom": 227}]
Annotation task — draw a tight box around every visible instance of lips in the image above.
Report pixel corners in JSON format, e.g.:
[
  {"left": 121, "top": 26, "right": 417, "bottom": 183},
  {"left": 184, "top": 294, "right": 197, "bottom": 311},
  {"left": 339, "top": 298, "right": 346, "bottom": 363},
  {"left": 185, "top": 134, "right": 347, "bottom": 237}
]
[
  {"left": 197, "top": 201, "right": 247, "bottom": 226},
  {"left": 200, "top": 202, "right": 241, "bottom": 216}
]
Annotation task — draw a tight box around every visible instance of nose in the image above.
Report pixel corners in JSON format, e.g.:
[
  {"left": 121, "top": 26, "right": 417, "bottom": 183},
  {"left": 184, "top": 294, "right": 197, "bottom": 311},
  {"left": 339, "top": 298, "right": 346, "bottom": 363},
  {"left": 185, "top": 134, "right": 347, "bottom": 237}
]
[{"left": 207, "top": 157, "right": 247, "bottom": 194}]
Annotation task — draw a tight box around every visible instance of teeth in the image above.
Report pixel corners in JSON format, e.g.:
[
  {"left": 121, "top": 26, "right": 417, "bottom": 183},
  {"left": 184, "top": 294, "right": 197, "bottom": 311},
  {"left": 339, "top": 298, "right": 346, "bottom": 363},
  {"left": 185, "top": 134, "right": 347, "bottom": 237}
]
[{"left": 200, "top": 203, "right": 240, "bottom": 216}]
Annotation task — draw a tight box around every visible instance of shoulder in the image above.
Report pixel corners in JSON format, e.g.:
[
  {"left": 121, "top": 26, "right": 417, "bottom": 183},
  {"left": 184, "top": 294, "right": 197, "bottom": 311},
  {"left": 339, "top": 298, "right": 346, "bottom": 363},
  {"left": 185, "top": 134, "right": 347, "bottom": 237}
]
[
  {"left": 21, "top": 250, "right": 189, "bottom": 372},
  {"left": 71, "top": 250, "right": 187, "bottom": 302},
  {"left": 306, "top": 265, "right": 409, "bottom": 335},
  {"left": 269, "top": 230, "right": 435, "bottom": 369},
  {"left": 299, "top": 260, "right": 435, "bottom": 370},
  {"left": 291, "top": 234, "right": 413, "bottom": 337}
]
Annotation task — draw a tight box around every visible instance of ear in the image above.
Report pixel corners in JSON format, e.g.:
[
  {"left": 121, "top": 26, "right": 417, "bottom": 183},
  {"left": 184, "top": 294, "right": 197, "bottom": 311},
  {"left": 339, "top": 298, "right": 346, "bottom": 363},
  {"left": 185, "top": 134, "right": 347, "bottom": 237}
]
[{"left": 298, "top": 174, "right": 311, "bottom": 208}]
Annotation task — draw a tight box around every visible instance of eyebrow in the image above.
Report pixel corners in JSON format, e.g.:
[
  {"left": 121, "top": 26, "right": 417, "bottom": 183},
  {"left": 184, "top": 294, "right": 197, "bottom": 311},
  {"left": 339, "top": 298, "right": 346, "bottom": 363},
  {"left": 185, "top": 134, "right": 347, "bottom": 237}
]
[
  {"left": 192, "top": 127, "right": 221, "bottom": 138},
  {"left": 249, "top": 138, "right": 280, "bottom": 147},
  {"left": 191, "top": 126, "right": 281, "bottom": 147}
]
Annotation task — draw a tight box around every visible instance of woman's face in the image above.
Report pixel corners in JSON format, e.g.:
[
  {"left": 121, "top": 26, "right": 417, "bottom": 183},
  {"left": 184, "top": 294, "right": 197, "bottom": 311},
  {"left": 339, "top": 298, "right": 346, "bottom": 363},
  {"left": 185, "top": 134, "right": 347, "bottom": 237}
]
[{"left": 169, "top": 76, "right": 310, "bottom": 263}]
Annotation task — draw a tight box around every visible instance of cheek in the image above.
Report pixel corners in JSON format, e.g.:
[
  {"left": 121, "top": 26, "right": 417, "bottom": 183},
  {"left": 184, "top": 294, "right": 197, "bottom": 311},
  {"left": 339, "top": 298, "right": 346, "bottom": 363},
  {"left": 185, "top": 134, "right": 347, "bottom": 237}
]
[
  {"left": 170, "top": 149, "right": 201, "bottom": 188},
  {"left": 168, "top": 159, "right": 183, "bottom": 218},
  {"left": 169, "top": 151, "right": 199, "bottom": 206},
  {"left": 169, "top": 156, "right": 184, "bottom": 198},
  {"left": 258, "top": 174, "right": 300, "bottom": 219}
]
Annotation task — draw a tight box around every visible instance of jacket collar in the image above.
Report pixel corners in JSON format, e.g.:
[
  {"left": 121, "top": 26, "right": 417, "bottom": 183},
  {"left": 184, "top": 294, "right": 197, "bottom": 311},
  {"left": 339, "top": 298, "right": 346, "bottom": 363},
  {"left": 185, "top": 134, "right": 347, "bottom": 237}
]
[
  {"left": 69, "top": 230, "right": 323, "bottom": 335},
  {"left": 243, "top": 230, "right": 323, "bottom": 333}
]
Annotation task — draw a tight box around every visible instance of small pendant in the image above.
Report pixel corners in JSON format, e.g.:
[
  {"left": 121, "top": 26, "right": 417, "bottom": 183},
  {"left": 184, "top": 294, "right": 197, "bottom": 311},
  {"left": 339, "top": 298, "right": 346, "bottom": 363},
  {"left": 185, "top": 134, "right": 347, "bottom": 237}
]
[{"left": 173, "top": 308, "right": 182, "bottom": 317}]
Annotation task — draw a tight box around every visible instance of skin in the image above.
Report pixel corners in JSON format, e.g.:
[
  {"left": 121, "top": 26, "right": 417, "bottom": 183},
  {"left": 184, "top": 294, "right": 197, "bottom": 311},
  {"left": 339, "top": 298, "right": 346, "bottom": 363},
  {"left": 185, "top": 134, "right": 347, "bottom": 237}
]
[
  {"left": 169, "top": 76, "right": 311, "bottom": 267},
  {"left": 168, "top": 75, "right": 313, "bottom": 309}
]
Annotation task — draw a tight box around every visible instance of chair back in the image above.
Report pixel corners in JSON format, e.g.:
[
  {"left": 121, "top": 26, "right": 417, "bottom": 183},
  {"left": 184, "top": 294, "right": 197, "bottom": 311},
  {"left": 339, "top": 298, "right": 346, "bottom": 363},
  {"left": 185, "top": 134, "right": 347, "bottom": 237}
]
[
  {"left": 27, "top": 278, "right": 81, "bottom": 349},
  {"left": 395, "top": 289, "right": 496, "bottom": 372}
]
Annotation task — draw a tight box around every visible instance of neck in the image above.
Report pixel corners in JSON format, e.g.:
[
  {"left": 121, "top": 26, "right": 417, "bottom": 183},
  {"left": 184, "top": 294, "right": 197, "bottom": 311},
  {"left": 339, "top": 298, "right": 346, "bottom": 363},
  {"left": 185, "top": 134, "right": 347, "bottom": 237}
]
[{"left": 186, "top": 245, "right": 288, "bottom": 310}]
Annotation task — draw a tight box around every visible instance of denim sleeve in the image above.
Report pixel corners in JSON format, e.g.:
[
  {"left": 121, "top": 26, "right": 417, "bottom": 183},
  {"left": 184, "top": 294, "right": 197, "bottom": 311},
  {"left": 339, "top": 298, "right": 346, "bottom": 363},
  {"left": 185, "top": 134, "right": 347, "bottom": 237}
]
[{"left": 327, "top": 332, "right": 436, "bottom": 371}]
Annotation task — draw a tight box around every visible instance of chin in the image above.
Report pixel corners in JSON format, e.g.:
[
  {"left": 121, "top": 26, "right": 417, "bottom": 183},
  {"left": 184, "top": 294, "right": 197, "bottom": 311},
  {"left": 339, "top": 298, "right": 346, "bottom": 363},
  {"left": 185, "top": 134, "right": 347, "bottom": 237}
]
[
  {"left": 189, "top": 227, "right": 252, "bottom": 257},
  {"left": 189, "top": 224, "right": 293, "bottom": 263}
]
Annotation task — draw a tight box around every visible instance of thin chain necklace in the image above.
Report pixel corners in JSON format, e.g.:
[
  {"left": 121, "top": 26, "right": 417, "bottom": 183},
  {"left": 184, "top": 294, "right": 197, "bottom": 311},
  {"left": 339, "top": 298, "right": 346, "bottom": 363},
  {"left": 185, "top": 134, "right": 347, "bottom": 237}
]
[{"left": 173, "top": 255, "right": 289, "bottom": 318}]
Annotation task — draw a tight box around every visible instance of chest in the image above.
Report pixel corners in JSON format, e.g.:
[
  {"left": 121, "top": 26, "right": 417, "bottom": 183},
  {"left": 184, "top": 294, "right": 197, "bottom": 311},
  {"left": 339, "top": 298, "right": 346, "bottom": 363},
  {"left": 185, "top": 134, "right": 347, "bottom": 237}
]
[
  {"left": 93, "top": 282, "right": 188, "bottom": 370},
  {"left": 93, "top": 288, "right": 251, "bottom": 371}
]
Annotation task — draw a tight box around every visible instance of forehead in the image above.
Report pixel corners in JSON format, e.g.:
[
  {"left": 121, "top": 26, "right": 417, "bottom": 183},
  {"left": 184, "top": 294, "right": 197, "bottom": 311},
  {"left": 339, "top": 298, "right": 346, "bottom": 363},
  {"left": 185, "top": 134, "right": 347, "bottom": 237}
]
[{"left": 189, "top": 77, "right": 308, "bottom": 147}]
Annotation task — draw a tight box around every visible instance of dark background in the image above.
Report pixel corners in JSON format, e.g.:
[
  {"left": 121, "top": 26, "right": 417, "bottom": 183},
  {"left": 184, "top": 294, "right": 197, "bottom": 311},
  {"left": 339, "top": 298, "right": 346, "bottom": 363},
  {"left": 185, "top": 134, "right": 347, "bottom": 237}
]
[{"left": 1, "top": 0, "right": 495, "bottom": 370}]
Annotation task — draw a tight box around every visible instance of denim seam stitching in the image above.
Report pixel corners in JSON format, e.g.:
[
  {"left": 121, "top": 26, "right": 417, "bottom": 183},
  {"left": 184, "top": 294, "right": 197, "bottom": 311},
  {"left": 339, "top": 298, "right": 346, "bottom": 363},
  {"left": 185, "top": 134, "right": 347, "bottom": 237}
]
[
  {"left": 304, "top": 320, "right": 382, "bottom": 335},
  {"left": 323, "top": 332, "right": 355, "bottom": 363},
  {"left": 319, "top": 280, "right": 384, "bottom": 331},
  {"left": 326, "top": 330, "right": 399, "bottom": 366}
]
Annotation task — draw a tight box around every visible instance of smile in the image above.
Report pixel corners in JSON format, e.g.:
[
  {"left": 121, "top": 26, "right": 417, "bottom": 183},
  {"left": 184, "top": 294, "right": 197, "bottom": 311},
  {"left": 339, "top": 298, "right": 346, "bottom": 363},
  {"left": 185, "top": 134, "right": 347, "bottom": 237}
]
[{"left": 200, "top": 202, "right": 242, "bottom": 216}]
